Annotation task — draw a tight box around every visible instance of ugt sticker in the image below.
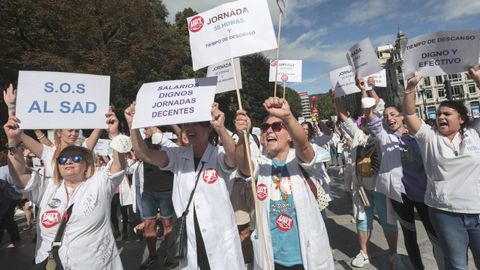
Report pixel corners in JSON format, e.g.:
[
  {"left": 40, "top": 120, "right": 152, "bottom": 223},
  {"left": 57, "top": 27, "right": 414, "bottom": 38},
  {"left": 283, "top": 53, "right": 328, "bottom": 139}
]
[
  {"left": 41, "top": 210, "right": 61, "bottom": 228},
  {"left": 189, "top": 16, "right": 204, "bottom": 32},
  {"left": 256, "top": 184, "right": 268, "bottom": 201},
  {"left": 203, "top": 168, "right": 218, "bottom": 184},
  {"left": 275, "top": 214, "right": 294, "bottom": 232}
]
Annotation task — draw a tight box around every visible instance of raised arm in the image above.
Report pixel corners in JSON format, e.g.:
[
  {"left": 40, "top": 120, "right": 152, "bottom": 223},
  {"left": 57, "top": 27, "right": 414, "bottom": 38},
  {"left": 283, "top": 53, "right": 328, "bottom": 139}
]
[
  {"left": 367, "top": 76, "right": 381, "bottom": 106},
  {"left": 124, "top": 102, "right": 169, "bottom": 168},
  {"left": 105, "top": 110, "right": 126, "bottom": 173},
  {"left": 330, "top": 89, "right": 349, "bottom": 123},
  {"left": 234, "top": 109, "right": 252, "bottom": 176},
  {"left": 4, "top": 116, "right": 31, "bottom": 188},
  {"left": 356, "top": 77, "right": 374, "bottom": 119},
  {"left": 403, "top": 73, "right": 423, "bottom": 135},
  {"left": 211, "top": 103, "right": 236, "bottom": 169},
  {"left": 170, "top": 124, "right": 183, "bottom": 146},
  {"left": 34, "top": 130, "right": 53, "bottom": 146},
  {"left": 264, "top": 97, "right": 314, "bottom": 163}
]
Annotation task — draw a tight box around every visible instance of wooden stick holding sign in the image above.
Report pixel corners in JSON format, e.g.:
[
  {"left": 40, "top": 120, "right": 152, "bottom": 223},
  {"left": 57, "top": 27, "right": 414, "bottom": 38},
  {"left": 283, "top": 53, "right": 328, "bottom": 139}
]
[
  {"left": 273, "top": 13, "right": 283, "bottom": 98},
  {"left": 230, "top": 58, "right": 272, "bottom": 269},
  {"left": 282, "top": 74, "right": 288, "bottom": 99}
]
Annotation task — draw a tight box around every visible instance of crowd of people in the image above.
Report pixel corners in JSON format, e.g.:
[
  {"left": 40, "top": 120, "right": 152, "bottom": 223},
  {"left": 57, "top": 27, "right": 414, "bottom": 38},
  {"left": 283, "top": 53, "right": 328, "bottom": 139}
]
[{"left": 0, "top": 65, "right": 480, "bottom": 270}]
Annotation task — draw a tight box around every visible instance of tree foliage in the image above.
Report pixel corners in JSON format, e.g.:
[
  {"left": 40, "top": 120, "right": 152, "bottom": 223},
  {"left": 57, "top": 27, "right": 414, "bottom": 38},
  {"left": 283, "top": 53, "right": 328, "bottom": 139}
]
[{"left": 0, "top": 1, "right": 302, "bottom": 139}]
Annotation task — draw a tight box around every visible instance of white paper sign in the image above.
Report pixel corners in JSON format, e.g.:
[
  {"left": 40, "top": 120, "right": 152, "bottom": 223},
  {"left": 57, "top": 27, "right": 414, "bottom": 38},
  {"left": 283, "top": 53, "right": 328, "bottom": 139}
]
[
  {"left": 268, "top": 60, "right": 303, "bottom": 82},
  {"left": 132, "top": 77, "right": 217, "bottom": 129},
  {"left": 329, "top": 66, "right": 360, "bottom": 97},
  {"left": 207, "top": 58, "right": 242, "bottom": 93},
  {"left": 347, "top": 38, "right": 382, "bottom": 77},
  {"left": 364, "top": 69, "right": 387, "bottom": 90},
  {"left": 16, "top": 71, "right": 110, "bottom": 129},
  {"left": 93, "top": 139, "right": 112, "bottom": 156},
  {"left": 403, "top": 29, "right": 480, "bottom": 78},
  {"left": 187, "top": 0, "right": 277, "bottom": 70}
]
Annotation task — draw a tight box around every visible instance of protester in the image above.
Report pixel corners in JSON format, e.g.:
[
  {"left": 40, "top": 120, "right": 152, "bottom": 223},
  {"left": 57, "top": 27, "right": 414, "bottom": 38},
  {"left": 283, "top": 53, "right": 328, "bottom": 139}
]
[
  {"left": 357, "top": 76, "right": 444, "bottom": 269},
  {"left": 125, "top": 102, "right": 246, "bottom": 269},
  {"left": 239, "top": 97, "right": 334, "bottom": 269},
  {"left": 3, "top": 84, "right": 102, "bottom": 179},
  {"left": 332, "top": 88, "right": 400, "bottom": 268},
  {"left": 0, "top": 160, "right": 21, "bottom": 248},
  {"left": 301, "top": 120, "right": 333, "bottom": 218},
  {"left": 402, "top": 66, "right": 480, "bottom": 269},
  {"left": 135, "top": 126, "right": 176, "bottom": 269},
  {"left": 5, "top": 110, "right": 126, "bottom": 269}
]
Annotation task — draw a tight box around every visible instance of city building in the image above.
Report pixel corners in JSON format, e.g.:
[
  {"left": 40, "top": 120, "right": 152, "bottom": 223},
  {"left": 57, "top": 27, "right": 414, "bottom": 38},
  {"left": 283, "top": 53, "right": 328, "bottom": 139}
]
[{"left": 298, "top": 91, "right": 312, "bottom": 119}]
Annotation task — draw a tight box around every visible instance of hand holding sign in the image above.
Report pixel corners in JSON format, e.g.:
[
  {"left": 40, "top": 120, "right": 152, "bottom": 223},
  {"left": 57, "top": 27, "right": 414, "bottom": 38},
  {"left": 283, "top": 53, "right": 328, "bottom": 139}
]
[
  {"left": 406, "top": 72, "right": 422, "bottom": 93},
  {"left": 124, "top": 102, "right": 136, "bottom": 128},
  {"left": 468, "top": 65, "right": 480, "bottom": 88},
  {"left": 234, "top": 109, "right": 249, "bottom": 134},
  {"left": 105, "top": 109, "right": 120, "bottom": 137},
  {"left": 356, "top": 77, "right": 367, "bottom": 92}
]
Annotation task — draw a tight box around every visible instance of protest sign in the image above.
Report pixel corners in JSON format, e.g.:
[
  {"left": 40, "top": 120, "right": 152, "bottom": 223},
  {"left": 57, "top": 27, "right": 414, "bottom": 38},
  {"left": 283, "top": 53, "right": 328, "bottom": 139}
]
[
  {"left": 132, "top": 77, "right": 217, "bottom": 129},
  {"left": 93, "top": 139, "right": 112, "bottom": 156},
  {"left": 207, "top": 58, "right": 242, "bottom": 93},
  {"left": 16, "top": 71, "right": 110, "bottom": 129},
  {"left": 330, "top": 66, "right": 360, "bottom": 97},
  {"left": 187, "top": 0, "right": 277, "bottom": 70},
  {"left": 268, "top": 60, "right": 302, "bottom": 82},
  {"left": 364, "top": 69, "right": 387, "bottom": 90},
  {"left": 347, "top": 38, "right": 382, "bottom": 77},
  {"left": 403, "top": 29, "right": 480, "bottom": 78}
]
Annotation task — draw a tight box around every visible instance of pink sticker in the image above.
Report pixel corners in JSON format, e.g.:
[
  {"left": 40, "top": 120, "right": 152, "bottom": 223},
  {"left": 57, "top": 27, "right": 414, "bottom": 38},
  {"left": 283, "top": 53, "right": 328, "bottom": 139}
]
[
  {"left": 276, "top": 214, "right": 293, "bottom": 231},
  {"left": 202, "top": 168, "right": 218, "bottom": 184},
  {"left": 281, "top": 74, "right": 289, "bottom": 82},
  {"left": 257, "top": 184, "right": 268, "bottom": 201},
  {"left": 41, "top": 210, "right": 61, "bottom": 228}
]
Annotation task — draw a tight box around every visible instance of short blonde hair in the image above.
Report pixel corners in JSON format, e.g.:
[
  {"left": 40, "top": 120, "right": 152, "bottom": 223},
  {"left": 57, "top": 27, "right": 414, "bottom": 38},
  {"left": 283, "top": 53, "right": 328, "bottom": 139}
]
[{"left": 53, "top": 145, "right": 95, "bottom": 186}]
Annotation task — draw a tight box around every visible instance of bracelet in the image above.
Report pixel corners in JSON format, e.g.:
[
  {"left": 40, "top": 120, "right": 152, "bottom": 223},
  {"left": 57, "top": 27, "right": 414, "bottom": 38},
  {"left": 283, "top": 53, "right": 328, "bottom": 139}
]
[
  {"left": 8, "top": 142, "right": 24, "bottom": 155},
  {"left": 404, "top": 88, "right": 416, "bottom": 95}
]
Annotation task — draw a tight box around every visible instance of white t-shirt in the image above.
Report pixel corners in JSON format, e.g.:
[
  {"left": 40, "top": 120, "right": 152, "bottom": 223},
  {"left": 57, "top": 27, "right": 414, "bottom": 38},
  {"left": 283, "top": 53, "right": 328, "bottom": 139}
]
[
  {"left": 40, "top": 145, "right": 56, "bottom": 179},
  {"left": 18, "top": 163, "right": 125, "bottom": 269},
  {"left": 415, "top": 120, "right": 480, "bottom": 213}
]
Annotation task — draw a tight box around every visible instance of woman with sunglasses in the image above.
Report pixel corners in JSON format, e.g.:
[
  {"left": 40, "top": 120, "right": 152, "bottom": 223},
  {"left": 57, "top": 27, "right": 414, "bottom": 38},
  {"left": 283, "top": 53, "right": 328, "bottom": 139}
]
[
  {"left": 4, "top": 111, "right": 127, "bottom": 269},
  {"left": 125, "top": 102, "right": 248, "bottom": 270},
  {"left": 239, "top": 97, "right": 334, "bottom": 269},
  {"left": 356, "top": 76, "right": 443, "bottom": 269},
  {"left": 402, "top": 66, "right": 480, "bottom": 269},
  {"left": 3, "top": 85, "right": 103, "bottom": 179}
]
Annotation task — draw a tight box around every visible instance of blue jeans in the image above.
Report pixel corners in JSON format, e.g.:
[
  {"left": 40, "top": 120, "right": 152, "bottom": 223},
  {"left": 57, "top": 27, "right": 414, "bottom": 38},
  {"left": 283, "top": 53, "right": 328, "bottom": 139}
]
[
  {"left": 429, "top": 208, "right": 480, "bottom": 269},
  {"left": 141, "top": 191, "right": 174, "bottom": 219}
]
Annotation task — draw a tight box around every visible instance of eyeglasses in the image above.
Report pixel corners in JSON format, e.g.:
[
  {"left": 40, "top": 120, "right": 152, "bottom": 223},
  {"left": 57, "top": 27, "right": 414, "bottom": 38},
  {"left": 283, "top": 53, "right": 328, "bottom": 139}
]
[
  {"left": 57, "top": 155, "right": 84, "bottom": 165},
  {"left": 260, "top": 121, "right": 284, "bottom": 133}
]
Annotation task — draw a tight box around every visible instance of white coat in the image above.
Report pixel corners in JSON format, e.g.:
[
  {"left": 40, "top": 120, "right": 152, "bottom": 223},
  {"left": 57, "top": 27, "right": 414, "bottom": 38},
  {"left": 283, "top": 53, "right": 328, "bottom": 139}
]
[
  {"left": 161, "top": 143, "right": 245, "bottom": 270},
  {"left": 250, "top": 148, "right": 334, "bottom": 270}
]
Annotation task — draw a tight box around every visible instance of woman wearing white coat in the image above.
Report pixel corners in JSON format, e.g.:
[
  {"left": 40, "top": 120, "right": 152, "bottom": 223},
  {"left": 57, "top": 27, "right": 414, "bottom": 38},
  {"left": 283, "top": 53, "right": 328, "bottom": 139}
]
[
  {"left": 237, "top": 97, "right": 334, "bottom": 270},
  {"left": 125, "top": 102, "right": 248, "bottom": 270}
]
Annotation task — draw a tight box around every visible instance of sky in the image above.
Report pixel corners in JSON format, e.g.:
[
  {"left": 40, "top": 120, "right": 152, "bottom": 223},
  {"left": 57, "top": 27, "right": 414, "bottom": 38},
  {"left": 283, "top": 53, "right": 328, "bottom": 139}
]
[{"left": 162, "top": 0, "right": 480, "bottom": 95}]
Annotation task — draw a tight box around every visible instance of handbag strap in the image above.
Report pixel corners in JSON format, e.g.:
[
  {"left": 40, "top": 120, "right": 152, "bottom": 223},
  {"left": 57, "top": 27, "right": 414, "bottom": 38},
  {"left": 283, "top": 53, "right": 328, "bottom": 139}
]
[
  {"left": 51, "top": 203, "right": 74, "bottom": 270},
  {"left": 182, "top": 162, "right": 206, "bottom": 216},
  {"left": 298, "top": 165, "right": 318, "bottom": 200}
]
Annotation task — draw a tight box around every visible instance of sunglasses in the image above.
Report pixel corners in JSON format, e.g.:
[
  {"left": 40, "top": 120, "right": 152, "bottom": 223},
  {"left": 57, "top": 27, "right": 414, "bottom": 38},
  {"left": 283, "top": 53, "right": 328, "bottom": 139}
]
[
  {"left": 260, "top": 121, "right": 284, "bottom": 133},
  {"left": 57, "top": 155, "right": 84, "bottom": 165}
]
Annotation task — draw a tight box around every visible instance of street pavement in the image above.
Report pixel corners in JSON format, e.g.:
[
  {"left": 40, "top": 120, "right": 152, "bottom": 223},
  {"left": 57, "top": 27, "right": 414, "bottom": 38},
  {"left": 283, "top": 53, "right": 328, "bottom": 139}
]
[{"left": 1, "top": 167, "right": 475, "bottom": 269}]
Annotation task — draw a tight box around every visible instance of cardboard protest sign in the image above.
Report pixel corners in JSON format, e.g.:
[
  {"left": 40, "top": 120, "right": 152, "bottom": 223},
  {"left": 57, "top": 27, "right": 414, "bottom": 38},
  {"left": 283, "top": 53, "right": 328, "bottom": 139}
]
[
  {"left": 268, "top": 60, "right": 302, "bottom": 82},
  {"left": 132, "top": 77, "right": 217, "bottom": 129},
  {"left": 364, "top": 69, "right": 387, "bottom": 90},
  {"left": 347, "top": 38, "right": 382, "bottom": 77},
  {"left": 403, "top": 29, "right": 480, "bottom": 78},
  {"left": 16, "top": 71, "right": 110, "bottom": 129},
  {"left": 207, "top": 58, "right": 242, "bottom": 93},
  {"left": 187, "top": 0, "right": 277, "bottom": 70},
  {"left": 93, "top": 139, "right": 112, "bottom": 156},
  {"left": 330, "top": 66, "right": 360, "bottom": 97}
]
